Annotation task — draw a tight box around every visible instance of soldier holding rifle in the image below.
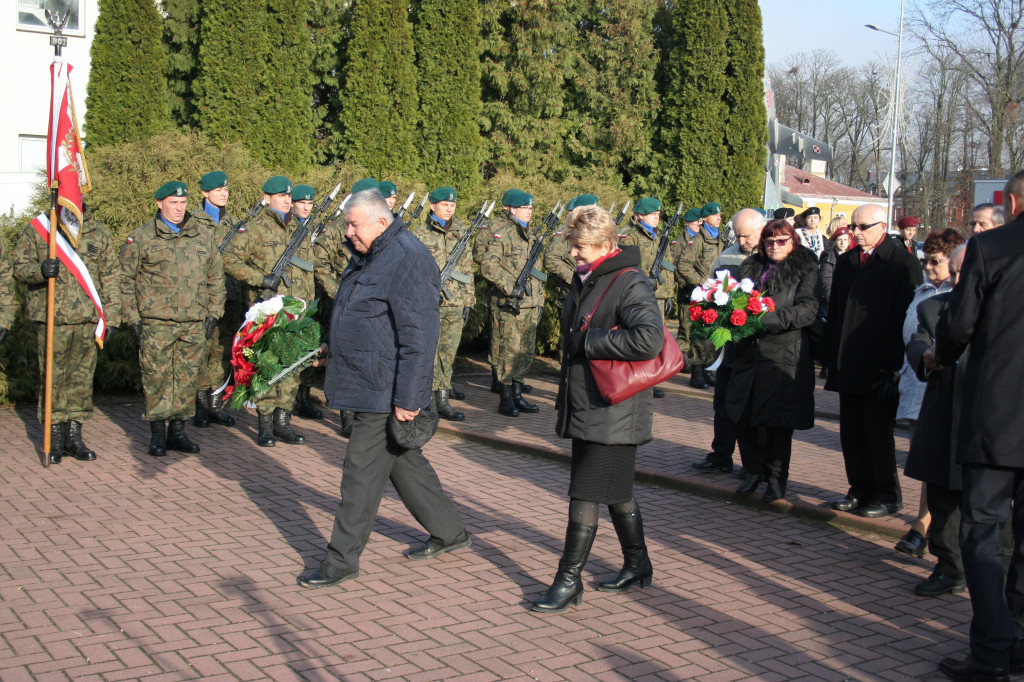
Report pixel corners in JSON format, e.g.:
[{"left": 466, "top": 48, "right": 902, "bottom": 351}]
[{"left": 289, "top": 184, "right": 324, "bottom": 421}]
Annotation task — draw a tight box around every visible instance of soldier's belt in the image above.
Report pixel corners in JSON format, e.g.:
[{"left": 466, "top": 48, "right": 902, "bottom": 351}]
[
  {"left": 450, "top": 270, "right": 472, "bottom": 284},
  {"left": 290, "top": 255, "right": 314, "bottom": 272},
  {"left": 530, "top": 268, "right": 547, "bottom": 282}
]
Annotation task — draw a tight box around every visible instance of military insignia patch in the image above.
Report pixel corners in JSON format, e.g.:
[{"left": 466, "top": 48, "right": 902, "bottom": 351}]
[
  {"left": 237, "top": 227, "right": 246, "bottom": 233},
  {"left": 126, "top": 236, "right": 133, "bottom": 243},
  {"left": 175, "top": 187, "right": 183, "bottom": 196},
  {"left": 492, "top": 233, "right": 501, "bottom": 239}
]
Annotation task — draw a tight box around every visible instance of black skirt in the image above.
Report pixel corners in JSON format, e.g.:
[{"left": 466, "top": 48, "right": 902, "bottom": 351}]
[{"left": 569, "top": 439, "right": 637, "bottom": 504}]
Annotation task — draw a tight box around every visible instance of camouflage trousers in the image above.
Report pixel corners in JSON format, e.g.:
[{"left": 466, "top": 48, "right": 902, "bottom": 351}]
[
  {"left": 35, "top": 322, "right": 97, "bottom": 423},
  {"left": 140, "top": 320, "right": 204, "bottom": 421},
  {"left": 489, "top": 305, "right": 539, "bottom": 385},
  {"left": 433, "top": 307, "right": 465, "bottom": 391},
  {"left": 254, "top": 373, "right": 300, "bottom": 414},
  {"left": 197, "top": 300, "right": 243, "bottom": 391},
  {"left": 676, "top": 311, "right": 713, "bottom": 365}
]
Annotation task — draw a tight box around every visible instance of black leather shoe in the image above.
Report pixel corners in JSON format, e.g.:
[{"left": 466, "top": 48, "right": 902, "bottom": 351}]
[
  {"left": 735, "top": 466, "right": 747, "bottom": 479},
  {"left": 340, "top": 410, "right": 354, "bottom": 439},
  {"left": 450, "top": 387, "right": 465, "bottom": 401},
  {"left": 915, "top": 572, "right": 967, "bottom": 597},
  {"left": 519, "top": 382, "right": 533, "bottom": 394},
  {"left": 856, "top": 501, "right": 903, "bottom": 518},
  {"left": 148, "top": 420, "right": 167, "bottom": 457},
  {"left": 167, "top": 419, "right": 200, "bottom": 453},
  {"left": 48, "top": 422, "right": 64, "bottom": 465},
  {"left": 273, "top": 408, "right": 306, "bottom": 444},
  {"left": 895, "top": 529, "right": 927, "bottom": 558},
  {"left": 832, "top": 496, "right": 860, "bottom": 512},
  {"left": 762, "top": 479, "right": 786, "bottom": 502},
  {"left": 298, "top": 561, "right": 359, "bottom": 588},
  {"left": 294, "top": 385, "right": 324, "bottom": 420},
  {"left": 652, "top": 387, "right": 665, "bottom": 398},
  {"left": 512, "top": 382, "right": 539, "bottom": 413},
  {"left": 690, "top": 458, "right": 733, "bottom": 473},
  {"left": 406, "top": 531, "right": 471, "bottom": 560},
  {"left": 689, "top": 366, "right": 709, "bottom": 389},
  {"left": 736, "top": 473, "right": 763, "bottom": 495},
  {"left": 939, "top": 656, "right": 1009, "bottom": 681},
  {"left": 64, "top": 420, "right": 96, "bottom": 461}
]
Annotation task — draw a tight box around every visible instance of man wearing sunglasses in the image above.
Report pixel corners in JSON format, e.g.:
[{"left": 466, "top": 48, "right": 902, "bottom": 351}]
[{"left": 824, "top": 204, "right": 922, "bottom": 518}]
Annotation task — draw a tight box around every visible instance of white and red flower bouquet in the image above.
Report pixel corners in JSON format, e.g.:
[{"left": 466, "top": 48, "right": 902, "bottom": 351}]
[{"left": 687, "top": 270, "right": 776, "bottom": 349}]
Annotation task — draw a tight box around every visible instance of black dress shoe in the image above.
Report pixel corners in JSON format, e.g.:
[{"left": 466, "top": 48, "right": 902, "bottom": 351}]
[
  {"left": 856, "top": 501, "right": 903, "bottom": 518},
  {"left": 298, "top": 561, "right": 359, "bottom": 588},
  {"left": 652, "top": 387, "right": 665, "bottom": 398},
  {"left": 940, "top": 655, "right": 1009, "bottom": 681},
  {"left": 895, "top": 529, "right": 927, "bottom": 557},
  {"left": 736, "top": 473, "right": 763, "bottom": 495},
  {"left": 832, "top": 495, "right": 860, "bottom": 512},
  {"left": 690, "top": 458, "right": 733, "bottom": 473},
  {"left": 915, "top": 572, "right": 967, "bottom": 597},
  {"left": 406, "top": 531, "right": 471, "bottom": 560}
]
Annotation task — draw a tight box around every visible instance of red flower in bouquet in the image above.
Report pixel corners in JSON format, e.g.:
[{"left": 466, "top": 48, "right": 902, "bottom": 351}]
[
  {"left": 689, "top": 304, "right": 703, "bottom": 321},
  {"left": 746, "top": 297, "right": 763, "bottom": 314},
  {"left": 762, "top": 297, "right": 776, "bottom": 312},
  {"left": 688, "top": 272, "right": 775, "bottom": 349},
  {"left": 702, "top": 309, "right": 718, "bottom": 324},
  {"left": 729, "top": 309, "right": 747, "bottom": 326}
]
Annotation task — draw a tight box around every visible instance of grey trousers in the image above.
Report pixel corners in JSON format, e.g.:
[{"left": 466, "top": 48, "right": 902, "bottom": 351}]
[{"left": 326, "top": 412, "right": 466, "bottom": 571}]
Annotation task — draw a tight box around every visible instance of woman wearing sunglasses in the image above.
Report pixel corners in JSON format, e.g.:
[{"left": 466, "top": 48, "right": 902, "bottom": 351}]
[{"left": 725, "top": 220, "right": 821, "bottom": 501}]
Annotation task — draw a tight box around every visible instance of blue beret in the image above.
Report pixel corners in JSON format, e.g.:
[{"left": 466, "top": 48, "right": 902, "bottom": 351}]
[
  {"left": 155, "top": 181, "right": 187, "bottom": 199},
  {"left": 199, "top": 171, "right": 227, "bottom": 192},
  {"left": 502, "top": 189, "right": 533, "bottom": 208}
]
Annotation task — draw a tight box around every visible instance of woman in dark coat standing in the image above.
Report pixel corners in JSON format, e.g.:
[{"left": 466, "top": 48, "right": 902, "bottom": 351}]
[
  {"left": 534, "top": 206, "right": 663, "bottom": 614},
  {"left": 726, "top": 220, "right": 820, "bottom": 501}
]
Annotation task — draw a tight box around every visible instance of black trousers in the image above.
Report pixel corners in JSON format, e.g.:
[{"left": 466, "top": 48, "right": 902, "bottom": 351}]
[
  {"left": 927, "top": 483, "right": 963, "bottom": 579},
  {"left": 735, "top": 420, "right": 793, "bottom": 480},
  {"left": 326, "top": 412, "right": 466, "bottom": 572},
  {"left": 838, "top": 393, "right": 901, "bottom": 505},
  {"left": 708, "top": 364, "right": 737, "bottom": 465}
]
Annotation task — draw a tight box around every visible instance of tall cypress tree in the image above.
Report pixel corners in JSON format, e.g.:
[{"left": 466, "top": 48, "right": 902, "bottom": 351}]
[
  {"left": 411, "top": 0, "right": 485, "bottom": 196},
  {"left": 196, "top": 0, "right": 314, "bottom": 173},
  {"left": 339, "top": 0, "right": 419, "bottom": 179},
  {"left": 85, "top": 0, "right": 172, "bottom": 146},
  {"left": 162, "top": 0, "right": 202, "bottom": 129},
  {"left": 309, "top": 0, "right": 351, "bottom": 164}
]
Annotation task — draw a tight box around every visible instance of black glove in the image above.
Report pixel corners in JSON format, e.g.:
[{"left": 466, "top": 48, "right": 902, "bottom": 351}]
[
  {"left": 261, "top": 274, "right": 282, "bottom": 292},
  {"left": 41, "top": 258, "right": 60, "bottom": 279},
  {"left": 664, "top": 298, "right": 675, "bottom": 318},
  {"left": 462, "top": 306, "right": 472, "bottom": 324},
  {"left": 203, "top": 316, "right": 217, "bottom": 340},
  {"left": 103, "top": 326, "right": 117, "bottom": 344},
  {"left": 510, "top": 283, "right": 526, "bottom": 299},
  {"left": 129, "top": 321, "right": 143, "bottom": 342},
  {"left": 871, "top": 369, "right": 900, "bottom": 400},
  {"left": 565, "top": 332, "right": 586, "bottom": 358},
  {"left": 0, "top": 327, "right": 7, "bottom": 344}
]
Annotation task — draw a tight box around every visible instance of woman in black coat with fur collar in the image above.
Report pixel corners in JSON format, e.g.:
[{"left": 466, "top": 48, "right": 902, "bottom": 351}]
[{"left": 725, "top": 220, "right": 821, "bottom": 501}]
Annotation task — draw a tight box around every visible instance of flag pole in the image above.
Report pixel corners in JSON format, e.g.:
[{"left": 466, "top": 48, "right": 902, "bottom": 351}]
[{"left": 42, "top": 11, "right": 70, "bottom": 469}]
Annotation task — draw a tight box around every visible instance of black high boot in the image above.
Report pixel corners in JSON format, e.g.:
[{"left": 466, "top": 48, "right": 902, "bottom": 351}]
[
  {"left": 490, "top": 367, "right": 500, "bottom": 393},
  {"left": 207, "top": 389, "right": 235, "bottom": 426},
  {"left": 435, "top": 389, "right": 465, "bottom": 421},
  {"left": 702, "top": 368, "right": 716, "bottom": 387},
  {"left": 498, "top": 383, "right": 519, "bottom": 417},
  {"left": 512, "top": 381, "right": 539, "bottom": 413},
  {"left": 681, "top": 353, "right": 692, "bottom": 375},
  {"left": 294, "top": 385, "right": 324, "bottom": 420},
  {"left": 149, "top": 420, "right": 167, "bottom": 457},
  {"left": 532, "top": 521, "right": 598, "bottom": 613},
  {"left": 689, "top": 365, "right": 709, "bottom": 389},
  {"left": 450, "top": 386, "right": 465, "bottom": 401},
  {"left": 193, "top": 390, "right": 211, "bottom": 427},
  {"left": 340, "top": 410, "right": 354, "bottom": 438},
  {"left": 257, "top": 411, "right": 276, "bottom": 447},
  {"left": 167, "top": 419, "right": 200, "bottom": 453},
  {"left": 64, "top": 420, "right": 96, "bottom": 461},
  {"left": 763, "top": 459, "right": 788, "bottom": 502},
  {"left": 273, "top": 408, "right": 306, "bottom": 444},
  {"left": 597, "top": 504, "right": 653, "bottom": 592},
  {"left": 48, "top": 422, "right": 64, "bottom": 465}
]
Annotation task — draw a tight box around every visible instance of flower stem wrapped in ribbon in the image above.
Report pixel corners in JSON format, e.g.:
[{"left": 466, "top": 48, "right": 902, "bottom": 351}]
[{"left": 688, "top": 269, "right": 776, "bottom": 349}]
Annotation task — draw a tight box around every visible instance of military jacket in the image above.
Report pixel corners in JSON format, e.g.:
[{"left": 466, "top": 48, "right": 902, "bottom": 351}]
[
  {"left": 474, "top": 210, "right": 545, "bottom": 310},
  {"left": 12, "top": 212, "right": 122, "bottom": 327},
  {"left": 543, "top": 230, "right": 575, "bottom": 287},
  {"left": 410, "top": 214, "right": 476, "bottom": 308},
  {"left": 191, "top": 203, "right": 246, "bottom": 302},
  {"left": 222, "top": 210, "right": 316, "bottom": 307},
  {"left": 619, "top": 223, "right": 673, "bottom": 301},
  {"left": 675, "top": 225, "right": 725, "bottom": 294},
  {"left": 312, "top": 217, "right": 351, "bottom": 299},
  {"left": 0, "top": 240, "right": 17, "bottom": 329},
  {"left": 120, "top": 212, "right": 225, "bottom": 325}
]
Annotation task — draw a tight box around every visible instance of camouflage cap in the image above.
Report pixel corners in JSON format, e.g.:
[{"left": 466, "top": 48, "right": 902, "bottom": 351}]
[
  {"left": 378, "top": 181, "right": 397, "bottom": 197},
  {"left": 502, "top": 189, "right": 533, "bottom": 207},
  {"left": 291, "top": 184, "right": 316, "bottom": 201},
  {"left": 634, "top": 197, "right": 662, "bottom": 215},
  {"left": 199, "top": 171, "right": 228, "bottom": 192},
  {"left": 351, "top": 177, "right": 379, "bottom": 194},
  {"left": 683, "top": 208, "right": 702, "bottom": 222},
  {"left": 155, "top": 181, "right": 188, "bottom": 200},
  {"left": 263, "top": 175, "right": 292, "bottom": 195},
  {"left": 567, "top": 194, "right": 598, "bottom": 211},
  {"left": 701, "top": 202, "right": 722, "bottom": 217},
  {"left": 429, "top": 186, "right": 457, "bottom": 203}
]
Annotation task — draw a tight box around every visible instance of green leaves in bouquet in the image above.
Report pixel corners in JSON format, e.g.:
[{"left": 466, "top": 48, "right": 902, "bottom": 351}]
[{"left": 710, "top": 327, "right": 733, "bottom": 349}]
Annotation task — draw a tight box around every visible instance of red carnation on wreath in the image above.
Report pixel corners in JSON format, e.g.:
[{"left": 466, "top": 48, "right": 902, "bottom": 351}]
[
  {"left": 762, "top": 297, "right": 776, "bottom": 312},
  {"left": 689, "top": 304, "right": 703, "bottom": 322},
  {"left": 702, "top": 309, "right": 718, "bottom": 324},
  {"left": 729, "top": 309, "right": 747, "bottom": 326},
  {"left": 746, "top": 297, "right": 763, "bottom": 314}
]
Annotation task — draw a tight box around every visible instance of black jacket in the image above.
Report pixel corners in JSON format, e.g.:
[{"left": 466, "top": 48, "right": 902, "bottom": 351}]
[
  {"left": 555, "top": 246, "right": 663, "bottom": 445},
  {"left": 725, "top": 246, "right": 820, "bottom": 430}
]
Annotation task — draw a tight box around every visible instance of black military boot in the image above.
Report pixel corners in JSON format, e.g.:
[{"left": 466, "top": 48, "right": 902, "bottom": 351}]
[
  {"left": 520, "top": 382, "right": 533, "bottom": 394},
  {"left": 435, "top": 389, "right": 465, "bottom": 422},
  {"left": 702, "top": 368, "right": 716, "bottom": 387},
  {"left": 681, "top": 353, "right": 692, "bottom": 375},
  {"left": 490, "top": 367, "right": 500, "bottom": 394},
  {"left": 689, "top": 365, "right": 709, "bottom": 389},
  {"left": 450, "top": 386, "right": 465, "bottom": 401},
  {"left": 597, "top": 504, "right": 653, "bottom": 592},
  {"left": 193, "top": 389, "right": 211, "bottom": 427},
  {"left": 294, "top": 385, "right": 324, "bottom": 420},
  {"left": 273, "top": 408, "right": 306, "bottom": 444},
  {"left": 532, "top": 521, "right": 598, "bottom": 613},
  {"left": 48, "top": 422, "right": 64, "bottom": 465},
  {"left": 257, "top": 411, "right": 276, "bottom": 447},
  {"left": 340, "top": 410, "right": 355, "bottom": 439},
  {"left": 148, "top": 420, "right": 167, "bottom": 457},
  {"left": 498, "top": 384, "right": 519, "bottom": 417},
  {"left": 167, "top": 419, "right": 200, "bottom": 453},
  {"left": 64, "top": 420, "right": 96, "bottom": 461},
  {"left": 207, "top": 389, "right": 235, "bottom": 426},
  {"left": 512, "top": 381, "right": 539, "bottom": 413},
  {"left": 652, "top": 387, "right": 665, "bottom": 398}
]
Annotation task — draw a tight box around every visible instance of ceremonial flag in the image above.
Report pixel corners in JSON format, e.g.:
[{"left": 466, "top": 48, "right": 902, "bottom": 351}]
[{"left": 47, "top": 57, "right": 90, "bottom": 245}]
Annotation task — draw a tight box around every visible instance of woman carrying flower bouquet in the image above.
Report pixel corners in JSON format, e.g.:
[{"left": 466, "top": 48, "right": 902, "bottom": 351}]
[{"left": 725, "top": 220, "right": 821, "bottom": 501}]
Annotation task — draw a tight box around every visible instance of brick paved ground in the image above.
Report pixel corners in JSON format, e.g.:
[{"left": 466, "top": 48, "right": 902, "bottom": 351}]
[{"left": 0, "top": 376, "right": 970, "bottom": 681}]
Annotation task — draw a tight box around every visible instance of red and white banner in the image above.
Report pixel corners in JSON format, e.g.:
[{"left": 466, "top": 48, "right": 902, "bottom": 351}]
[
  {"left": 31, "top": 214, "right": 107, "bottom": 347},
  {"left": 47, "top": 58, "right": 91, "bottom": 236}
]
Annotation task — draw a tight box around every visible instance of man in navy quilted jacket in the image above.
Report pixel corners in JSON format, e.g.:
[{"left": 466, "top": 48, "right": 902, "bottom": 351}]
[{"left": 298, "top": 189, "right": 471, "bottom": 588}]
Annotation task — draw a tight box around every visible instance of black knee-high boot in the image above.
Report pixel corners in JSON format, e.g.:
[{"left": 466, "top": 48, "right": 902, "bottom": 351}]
[
  {"left": 532, "top": 521, "right": 597, "bottom": 613},
  {"left": 597, "top": 503, "right": 653, "bottom": 592}
]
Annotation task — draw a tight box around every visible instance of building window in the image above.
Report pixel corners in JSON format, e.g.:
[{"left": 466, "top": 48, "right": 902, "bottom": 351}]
[
  {"left": 17, "top": 0, "right": 84, "bottom": 36},
  {"left": 20, "top": 136, "right": 46, "bottom": 174}
]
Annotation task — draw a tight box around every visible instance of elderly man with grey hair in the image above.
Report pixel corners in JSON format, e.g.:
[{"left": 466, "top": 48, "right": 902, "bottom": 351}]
[{"left": 968, "top": 203, "right": 1004, "bottom": 235}]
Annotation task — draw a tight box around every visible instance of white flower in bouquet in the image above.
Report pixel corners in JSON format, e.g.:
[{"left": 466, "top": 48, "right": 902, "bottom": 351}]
[
  {"left": 244, "top": 295, "right": 285, "bottom": 325},
  {"left": 714, "top": 270, "right": 732, "bottom": 282},
  {"left": 738, "top": 278, "right": 755, "bottom": 293},
  {"left": 712, "top": 289, "right": 731, "bottom": 306}
]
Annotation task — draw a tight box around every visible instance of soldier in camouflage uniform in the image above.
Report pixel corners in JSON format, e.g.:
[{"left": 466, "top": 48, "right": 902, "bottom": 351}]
[
  {"left": 222, "top": 176, "right": 315, "bottom": 447},
  {"left": 289, "top": 184, "right": 324, "bottom": 421},
  {"left": 378, "top": 180, "right": 398, "bottom": 214},
  {"left": 120, "top": 181, "right": 225, "bottom": 457},
  {"left": 191, "top": 170, "right": 239, "bottom": 429},
  {"left": 544, "top": 194, "right": 595, "bottom": 290},
  {"left": 410, "top": 186, "right": 475, "bottom": 421},
  {"left": 0, "top": 240, "right": 15, "bottom": 346},
  {"left": 671, "top": 207, "right": 702, "bottom": 376},
  {"left": 12, "top": 205, "right": 122, "bottom": 464},
  {"left": 675, "top": 201, "right": 726, "bottom": 389},
  {"left": 474, "top": 189, "right": 543, "bottom": 417}
]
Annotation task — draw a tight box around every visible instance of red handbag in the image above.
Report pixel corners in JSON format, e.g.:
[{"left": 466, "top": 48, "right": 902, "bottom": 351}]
[{"left": 578, "top": 269, "right": 685, "bottom": 405}]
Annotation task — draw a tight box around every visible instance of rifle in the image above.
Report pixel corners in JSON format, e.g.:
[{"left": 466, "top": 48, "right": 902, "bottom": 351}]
[
  {"left": 439, "top": 200, "right": 496, "bottom": 302},
  {"left": 258, "top": 216, "right": 316, "bottom": 301},
  {"left": 405, "top": 195, "right": 428, "bottom": 225},
  {"left": 301, "top": 182, "right": 341, "bottom": 229},
  {"left": 310, "top": 192, "right": 356, "bottom": 245},
  {"left": 531, "top": 200, "right": 563, "bottom": 237},
  {"left": 394, "top": 192, "right": 415, "bottom": 221},
  {"left": 218, "top": 198, "right": 266, "bottom": 255},
  {"left": 506, "top": 204, "right": 565, "bottom": 314},
  {"left": 613, "top": 199, "right": 631, "bottom": 226},
  {"left": 607, "top": 201, "right": 616, "bottom": 216}
]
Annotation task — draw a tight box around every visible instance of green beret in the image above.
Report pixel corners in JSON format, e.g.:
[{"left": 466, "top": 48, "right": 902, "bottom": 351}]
[
  {"left": 683, "top": 208, "right": 702, "bottom": 222},
  {"left": 291, "top": 184, "right": 316, "bottom": 201},
  {"left": 378, "top": 181, "right": 397, "bottom": 197},
  {"left": 502, "top": 189, "right": 533, "bottom": 208},
  {"left": 701, "top": 201, "right": 722, "bottom": 217},
  {"left": 351, "top": 177, "right": 379, "bottom": 194},
  {"left": 567, "top": 194, "right": 599, "bottom": 211},
  {"left": 429, "top": 186, "right": 457, "bottom": 203},
  {"left": 634, "top": 197, "right": 662, "bottom": 215},
  {"left": 263, "top": 175, "right": 292, "bottom": 195},
  {"left": 154, "top": 181, "right": 187, "bottom": 200},
  {"left": 199, "top": 171, "right": 228, "bottom": 192}
]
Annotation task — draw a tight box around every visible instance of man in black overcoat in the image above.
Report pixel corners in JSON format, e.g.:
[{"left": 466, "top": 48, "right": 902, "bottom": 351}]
[
  {"left": 931, "top": 171, "right": 1024, "bottom": 681},
  {"left": 824, "top": 204, "right": 922, "bottom": 518}
]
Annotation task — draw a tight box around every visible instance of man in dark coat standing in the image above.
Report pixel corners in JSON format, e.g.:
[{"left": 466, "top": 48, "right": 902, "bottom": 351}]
[
  {"left": 825, "top": 204, "right": 922, "bottom": 518},
  {"left": 298, "top": 189, "right": 470, "bottom": 588},
  {"left": 931, "top": 171, "right": 1024, "bottom": 681}
]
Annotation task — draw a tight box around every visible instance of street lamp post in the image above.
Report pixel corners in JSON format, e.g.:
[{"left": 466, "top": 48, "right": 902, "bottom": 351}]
[{"left": 866, "top": 0, "right": 905, "bottom": 231}]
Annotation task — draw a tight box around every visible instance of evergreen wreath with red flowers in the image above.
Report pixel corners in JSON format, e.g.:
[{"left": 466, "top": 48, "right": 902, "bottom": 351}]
[{"left": 688, "top": 270, "right": 775, "bottom": 349}]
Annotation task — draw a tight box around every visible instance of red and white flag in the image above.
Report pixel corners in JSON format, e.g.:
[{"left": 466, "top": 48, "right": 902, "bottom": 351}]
[{"left": 47, "top": 57, "right": 91, "bottom": 243}]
